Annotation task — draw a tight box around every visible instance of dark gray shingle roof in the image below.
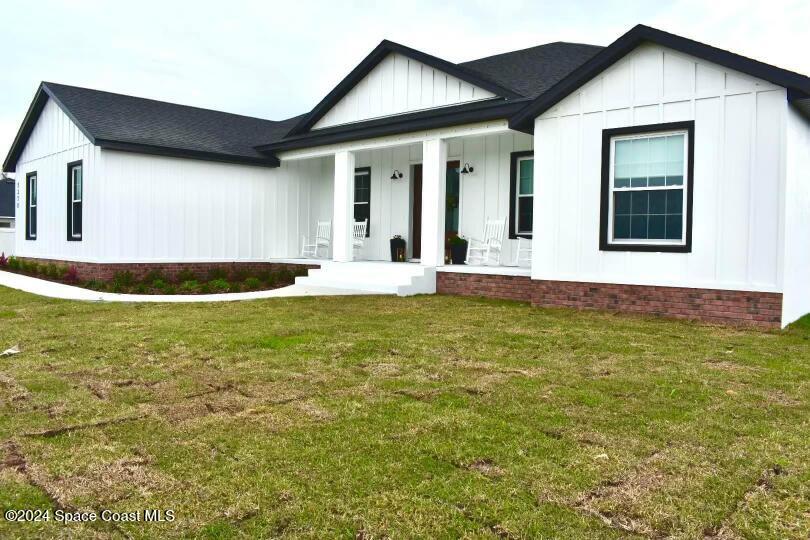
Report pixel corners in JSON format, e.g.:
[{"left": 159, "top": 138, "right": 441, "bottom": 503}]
[
  {"left": 44, "top": 82, "right": 288, "bottom": 162},
  {"left": 459, "top": 42, "right": 604, "bottom": 99},
  {"left": 5, "top": 40, "right": 604, "bottom": 171}
]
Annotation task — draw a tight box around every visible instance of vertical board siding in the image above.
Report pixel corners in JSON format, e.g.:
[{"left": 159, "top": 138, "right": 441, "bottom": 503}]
[
  {"left": 15, "top": 99, "right": 100, "bottom": 262},
  {"left": 782, "top": 106, "right": 810, "bottom": 325},
  {"left": 313, "top": 53, "right": 497, "bottom": 129},
  {"left": 533, "top": 43, "right": 786, "bottom": 293},
  {"left": 99, "top": 152, "right": 333, "bottom": 262},
  {"left": 14, "top": 99, "right": 335, "bottom": 264}
]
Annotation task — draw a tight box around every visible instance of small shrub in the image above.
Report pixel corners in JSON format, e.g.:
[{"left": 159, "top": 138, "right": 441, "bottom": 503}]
[
  {"left": 142, "top": 270, "right": 165, "bottom": 285},
  {"left": 84, "top": 279, "right": 104, "bottom": 291},
  {"left": 199, "top": 282, "right": 211, "bottom": 294},
  {"left": 243, "top": 277, "right": 261, "bottom": 290},
  {"left": 57, "top": 265, "right": 69, "bottom": 279},
  {"left": 0, "top": 253, "right": 7, "bottom": 267},
  {"left": 113, "top": 270, "right": 136, "bottom": 287},
  {"left": 208, "top": 278, "right": 230, "bottom": 293},
  {"left": 162, "top": 284, "right": 176, "bottom": 295},
  {"left": 256, "top": 270, "right": 271, "bottom": 283},
  {"left": 231, "top": 269, "right": 250, "bottom": 282},
  {"left": 7, "top": 256, "right": 20, "bottom": 271},
  {"left": 133, "top": 283, "right": 147, "bottom": 294},
  {"left": 179, "top": 280, "right": 199, "bottom": 293},
  {"left": 264, "top": 272, "right": 277, "bottom": 286},
  {"left": 230, "top": 282, "right": 242, "bottom": 293},
  {"left": 151, "top": 279, "right": 167, "bottom": 290},
  {"left": 20, "top": 260, "right": 39, "bottom": 275},
  {"left": 277, "top": 269, "right": 294, "bottom": 284},
  {"left": 207, "top": 267, "right": 229, "bottom": 281},
  {"left": 64, "top": 266, "right": 79, "bottom": 283},
  {"left": 176, "top": 269, "right": 197, "bottom": 283}
]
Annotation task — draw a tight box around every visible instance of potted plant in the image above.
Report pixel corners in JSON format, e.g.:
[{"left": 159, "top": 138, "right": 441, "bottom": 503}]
[
  {"left": 389, "top": 235, "right": 406, "bottom": 262},
  {"left": 447, "top": 234, "right": 468, "bottom": 265}
]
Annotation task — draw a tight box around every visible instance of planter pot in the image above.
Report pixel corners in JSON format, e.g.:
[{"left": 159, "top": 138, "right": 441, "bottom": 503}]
[
  {"left": 449, "top": 242, "right": 467, "bottom": 264},
  {"left": 390, "top": 238, "right": 407, "bottom": 262}
]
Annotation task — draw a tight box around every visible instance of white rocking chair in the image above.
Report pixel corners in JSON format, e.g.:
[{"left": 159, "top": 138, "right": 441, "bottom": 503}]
[
  {"left": 301, "top": 220, "right": 331, "bottom": 258},
  {"left": 466, "top": 217, "right": 506, "bottom": 266},
  {"left": 352, "top": 219, "right": 368, "bottom": 258},
  {"left": 512, "top": 236, "right": 532, "bottom": 267}
]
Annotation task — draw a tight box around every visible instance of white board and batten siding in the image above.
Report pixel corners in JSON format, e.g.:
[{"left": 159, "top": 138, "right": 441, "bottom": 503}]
[
  {"left": 533, "top": 43, "right": 788, "bottom": 296},
  {"left": 14, "top": 99, "right": 103, "bottom": 261},
  {"left": 12, "top": 97, "right": 335, "bottom": 264},
  {"left": 313, "top": 53, "right": 497, "bottom": 130},
  {"left": 783, "top": 106, "right": 810, "bottom": 325},
  {"left": 100, "top": 152, "right": 333, "bottom": 262}
]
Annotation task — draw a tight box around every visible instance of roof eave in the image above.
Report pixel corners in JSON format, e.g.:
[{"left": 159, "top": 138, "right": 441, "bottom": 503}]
[
  {"left": 257, "top": 99, "right": 527, "bottom": 155},
  {"left": 97, "top": 139, "right": 280, "bottom": 168}
]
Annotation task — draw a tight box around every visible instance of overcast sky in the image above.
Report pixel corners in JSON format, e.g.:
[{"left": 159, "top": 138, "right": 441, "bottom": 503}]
[{"left": 2, "top": 0, "right": 809, "bottom": 167}]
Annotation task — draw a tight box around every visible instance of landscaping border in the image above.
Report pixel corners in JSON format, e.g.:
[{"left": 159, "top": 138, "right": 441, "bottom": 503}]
[{"left": 14, "top": 257, "right": 318, "bottom": 282}]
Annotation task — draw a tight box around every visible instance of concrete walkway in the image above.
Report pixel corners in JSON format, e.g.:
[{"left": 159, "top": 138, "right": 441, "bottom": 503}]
[{"left": 0, "top": 270, "right": 381, "bottom": 303}]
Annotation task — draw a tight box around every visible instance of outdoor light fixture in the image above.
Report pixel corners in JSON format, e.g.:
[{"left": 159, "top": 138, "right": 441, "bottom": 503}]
[
  {"left": 390, "top": 170, "right": 404, "bottom": 180},
  {"left": 460, "top": 163, "right": 474, "bottom": 174}
]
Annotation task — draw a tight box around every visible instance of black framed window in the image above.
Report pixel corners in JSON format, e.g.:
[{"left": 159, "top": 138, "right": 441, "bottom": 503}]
[
  {"left": 509, "top": 150, "right": 534, "bottom": 239},
  {"left": 600, "top": 121, "right": 694, "bottom": 253},
  {"left": 353, "top": 167, "right": 370, "bottom": 237},
  {"left": 25, "top": 172, "right": 37, "bottom": 240},
  {"left": 67, "top": 160, "right": 83, "bottom": 241}
]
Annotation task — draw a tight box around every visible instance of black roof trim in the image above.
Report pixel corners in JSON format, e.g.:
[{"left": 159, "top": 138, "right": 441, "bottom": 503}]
[
  {"left": 257, "top": 98, "right": 528, "bottom": 153},
  {"left": 3, "top": 83, "right": 97, "bottom": 172},
  {"left": 97, "top": 139, "right": 280, "bottom": 168},
  {"left": 3, "top": 83, "right": 281, "bottom": 172},
  {"left": 510, "top": 24, "right": 810, "bottom": 132},
  {"left": 284, "top": 39, "right": 523, "bottom": 137}
]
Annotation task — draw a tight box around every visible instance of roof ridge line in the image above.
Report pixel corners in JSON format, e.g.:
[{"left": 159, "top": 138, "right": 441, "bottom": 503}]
[
  {"left": 459, "top": 41, "right": 603, "bottom": 65},
  {"left": 42, "top": 81, "right": 285, "bottom": 124}
]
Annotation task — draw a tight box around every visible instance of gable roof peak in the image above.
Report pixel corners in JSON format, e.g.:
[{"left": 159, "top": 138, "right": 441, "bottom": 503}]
[
  {"left": 284, "top": 38, "right": 523, "bottom": 137},
  {"left": 509, "top": 23, "right": 810, "bottom": 132}
]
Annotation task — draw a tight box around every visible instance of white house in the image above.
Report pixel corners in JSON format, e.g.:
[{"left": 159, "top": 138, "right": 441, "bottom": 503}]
[{"left": 3, "top": 25, "right": 809, "bottom": 327}]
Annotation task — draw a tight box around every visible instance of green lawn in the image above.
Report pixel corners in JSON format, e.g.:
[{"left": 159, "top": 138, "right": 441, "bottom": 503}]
[{"left": 0, "top": 286, "right": 808, "bottom": 539}]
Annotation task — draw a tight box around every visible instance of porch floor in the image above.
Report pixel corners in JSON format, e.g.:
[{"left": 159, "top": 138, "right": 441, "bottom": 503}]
[{"left": 283, "top": 257, "right": 530, "bottom": 276}]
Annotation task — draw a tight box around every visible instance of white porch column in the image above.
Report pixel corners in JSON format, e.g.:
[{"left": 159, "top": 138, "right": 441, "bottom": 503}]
[
  {"left": 332, "top": 150, "right": 355, "bottom": 262},
  {"left": 420, "top": 138, "right": 448, "bottom": 267}
]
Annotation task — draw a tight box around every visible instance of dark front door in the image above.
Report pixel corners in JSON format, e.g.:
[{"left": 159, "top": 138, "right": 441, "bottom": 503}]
[
  {"left": 445, "top": 160, "right": 460, "bottom": 238},
  {"left": 411, "top": 164, "right": 423, "bottom": 259}
]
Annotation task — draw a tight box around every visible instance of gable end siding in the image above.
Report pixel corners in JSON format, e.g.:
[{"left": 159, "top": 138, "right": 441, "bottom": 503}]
[
  {"left": 532, "top": 43, "right": 787, "bottom": 296},
  {"left": 313, "top": 53, "right": 497, "bottom": 130}
]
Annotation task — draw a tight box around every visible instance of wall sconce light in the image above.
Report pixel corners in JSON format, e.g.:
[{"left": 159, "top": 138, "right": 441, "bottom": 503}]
[
  {"left": 460, "top": 163, "right": 474, "bottom": 174},
  {"left": 390, "top": 170, "right": 404, "bottom": 180}
]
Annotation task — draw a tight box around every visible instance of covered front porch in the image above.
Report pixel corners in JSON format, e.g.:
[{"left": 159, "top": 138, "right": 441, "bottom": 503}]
[{"left": 279, "top": 119, "right": 534, "bottom": 282}]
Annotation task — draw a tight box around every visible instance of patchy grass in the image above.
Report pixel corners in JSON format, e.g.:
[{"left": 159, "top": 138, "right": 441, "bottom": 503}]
[{"left": 0, "top": 285, "right": 809, "bottom": 538}]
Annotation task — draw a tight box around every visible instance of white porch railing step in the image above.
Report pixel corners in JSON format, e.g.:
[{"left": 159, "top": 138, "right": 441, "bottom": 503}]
[{"left": 295, "top": 261, "right": 435, "bottom": 296}]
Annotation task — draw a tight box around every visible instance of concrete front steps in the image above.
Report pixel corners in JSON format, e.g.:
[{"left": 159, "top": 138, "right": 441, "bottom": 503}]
[{"left": 295, "top": 261, "right": 436, "bottom": 296}]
